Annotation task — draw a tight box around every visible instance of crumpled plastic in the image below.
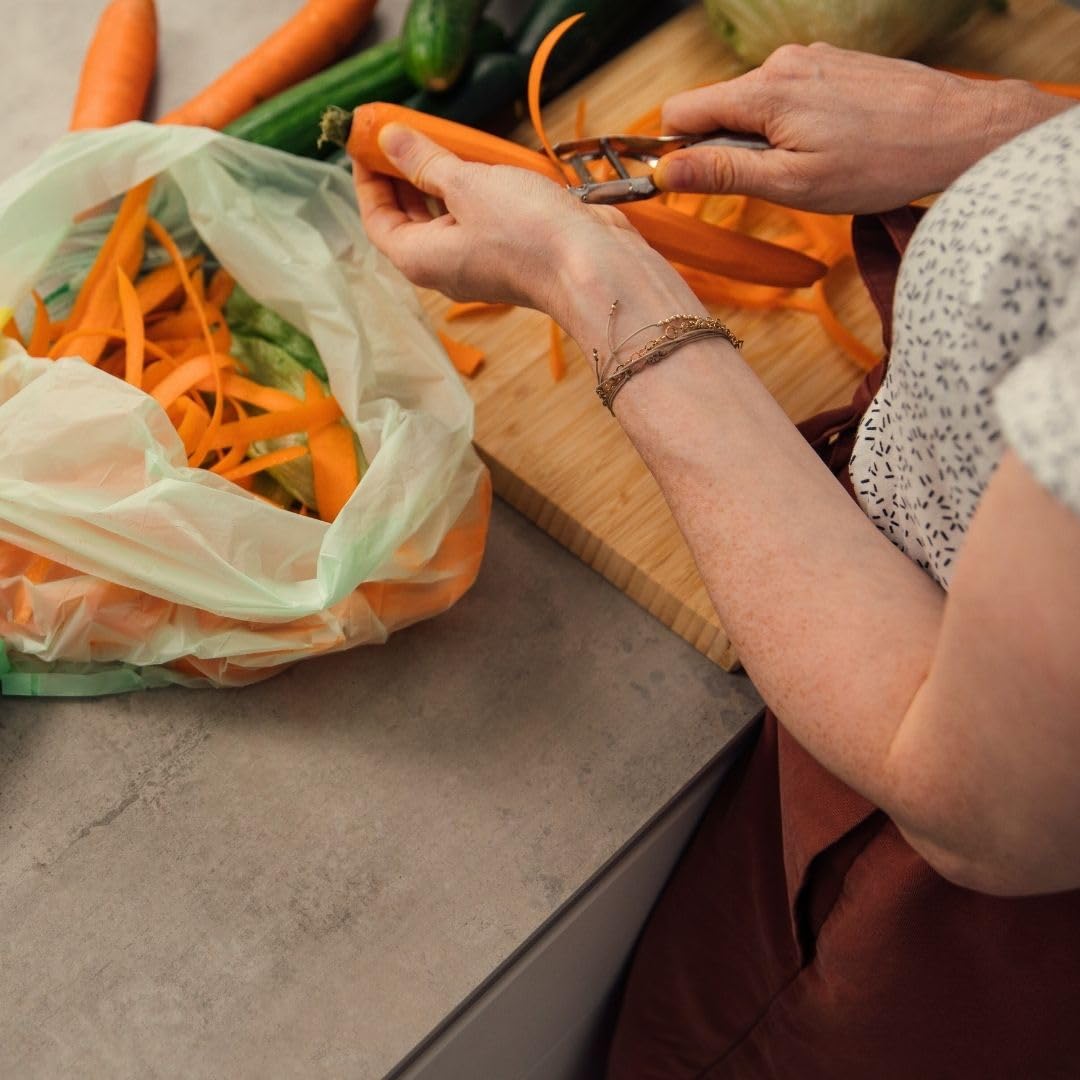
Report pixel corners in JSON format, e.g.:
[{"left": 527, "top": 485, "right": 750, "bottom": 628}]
[{"left": 0, "top": 123, "right": 491, "bottom": 696}]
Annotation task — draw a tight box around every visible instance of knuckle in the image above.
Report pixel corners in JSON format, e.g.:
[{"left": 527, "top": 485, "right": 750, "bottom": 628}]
[
  {"left": 764, "top": 42, "right": 810, "bottom": 75},
  {"left": 705, "top": 151, "right": 738, "bottom": 193}
]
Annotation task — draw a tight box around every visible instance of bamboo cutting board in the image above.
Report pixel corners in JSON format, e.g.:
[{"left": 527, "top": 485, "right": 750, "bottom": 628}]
[{"left": 421, "top": 0, "right": 1080, "bottom": 670}]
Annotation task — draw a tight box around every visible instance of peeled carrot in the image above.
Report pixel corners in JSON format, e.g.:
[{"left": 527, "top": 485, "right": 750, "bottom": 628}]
[
  {"left": 160, "top": 0, "right": 378, "bottom": 130},
  {"left": 70, "top": 0, "right": 158, "bottom": 130},
  {"left": 346, "top": 103, "right": 825, "bottom": 288}
]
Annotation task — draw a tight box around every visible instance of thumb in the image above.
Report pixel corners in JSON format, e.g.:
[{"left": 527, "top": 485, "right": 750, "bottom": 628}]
[
  {"left": 378, "top": 123, "right": 461, "bottom": 196},
  {"left": 653, "top": 146, "right": 791, "bottom": 201}
]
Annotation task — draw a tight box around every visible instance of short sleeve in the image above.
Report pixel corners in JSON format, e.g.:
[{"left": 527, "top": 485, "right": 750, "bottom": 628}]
[{"left": 994, "top": 324, "right": 1080, "bottom": 518}]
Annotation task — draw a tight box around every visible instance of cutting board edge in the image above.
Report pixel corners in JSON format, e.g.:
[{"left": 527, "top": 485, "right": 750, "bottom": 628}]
[{"left": 478, "top": 448, "right": 742, "bottom": 672}]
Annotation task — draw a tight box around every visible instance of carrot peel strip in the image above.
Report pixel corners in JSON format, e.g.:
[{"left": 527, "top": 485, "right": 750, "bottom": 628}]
[
  {"left": 437, "top": 331, "right": 485, "bottom": 377},
  {"left": 115, "top": 266, "right": 146, "bottom": 387},
  {"left": 548, "top": 320, "right": 567, "bottom": 382},
  {"left": 444, "top": 301, "right": 514, "bottom": 321},
  {"left": 147, "top": 217, "right": 223, "bottom": 465},
  {"left": 223, "top": 445, "right": 309, "bottom": 482},
  {"left": 527, "top": 14, "right": 585, "bottom": 179},
  {"left": 304, "top": 374, "right": 358, "bottom": 523},
  {"left": 27, "top": 292, "right": 52, "bottom": 355},
  {"left": 209, "top": 397, "right": 342, "bottom": 450}
]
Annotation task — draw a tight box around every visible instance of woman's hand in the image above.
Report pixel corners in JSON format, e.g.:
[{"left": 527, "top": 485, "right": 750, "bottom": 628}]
[
  {"left": 654, "top": 44, "right": 1071, "bottom": 213},
  {"left": 353, "top": 123, "right": 640, "bottom": 317}
]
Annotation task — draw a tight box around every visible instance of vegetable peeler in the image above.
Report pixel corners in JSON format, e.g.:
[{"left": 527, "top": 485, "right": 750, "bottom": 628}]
[{"left": 552, "top": 130, "right": 771, "bottom": 205}]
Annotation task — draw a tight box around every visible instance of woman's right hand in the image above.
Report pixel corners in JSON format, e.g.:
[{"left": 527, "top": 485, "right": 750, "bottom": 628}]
[{"left": 654, "top": 44, "right": 1070, "bottom": 214}]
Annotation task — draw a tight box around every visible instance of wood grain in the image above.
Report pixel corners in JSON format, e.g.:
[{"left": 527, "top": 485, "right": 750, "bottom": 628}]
[{"left": 420, "top": 0, "right": 1080, "bottom": 670}]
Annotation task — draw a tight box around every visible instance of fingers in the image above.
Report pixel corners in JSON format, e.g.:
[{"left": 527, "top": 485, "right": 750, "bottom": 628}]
[
  {"left": 652, "top": 146, "right": 804, "bottom": 204},
  {"left": 378, "top": 123, "right": 462, "bottom": 198},
  {"left": 353, "top": 159, "right": 412, "bottom": 249},
  {"left": 661, "top": 75, "right": 768, "bottom": 137}
]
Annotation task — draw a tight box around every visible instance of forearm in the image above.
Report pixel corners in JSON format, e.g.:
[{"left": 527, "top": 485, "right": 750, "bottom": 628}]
[
  {"left": 553, "top": 237, "right": 946, "bottom": 827},
  {"left": 927, "top": 79, "right": 1076, "bottom": 194}
]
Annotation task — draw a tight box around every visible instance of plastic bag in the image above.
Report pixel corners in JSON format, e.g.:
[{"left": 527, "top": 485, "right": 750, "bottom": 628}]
[{"left": 0, "top": 123, "right": 491, "bottom": 696}]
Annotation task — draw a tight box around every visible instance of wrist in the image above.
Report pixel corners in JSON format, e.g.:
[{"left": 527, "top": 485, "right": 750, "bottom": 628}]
[{"left": 547, "top": 225, "right": 707, "bottom": 350}]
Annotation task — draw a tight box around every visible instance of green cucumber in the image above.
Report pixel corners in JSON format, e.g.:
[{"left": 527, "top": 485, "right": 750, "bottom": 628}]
[
  {"left": 224, "top": 40, "right": 412, "bottom": 159},
  {"left": 513, "top": 0, "right": 660, "bottom": 100},
  {"left": 404, "top": 51, "right": 528, "bottom": 124},
  {"left": 402, "top": 0, "right": 494, "bottom": 92}
]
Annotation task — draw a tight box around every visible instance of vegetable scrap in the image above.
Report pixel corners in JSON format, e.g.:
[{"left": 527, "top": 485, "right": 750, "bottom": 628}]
[
  {"left": 17, "top": 177, "right": 366, "bottom": 523},
  {"left": 437, "top": 330, "right": 485, "bottom": 377}
]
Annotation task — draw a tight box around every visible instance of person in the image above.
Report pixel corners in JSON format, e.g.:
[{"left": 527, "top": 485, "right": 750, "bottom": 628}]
[{"left": 353, "top": 44, "right": 1080, "bottom": 1079}]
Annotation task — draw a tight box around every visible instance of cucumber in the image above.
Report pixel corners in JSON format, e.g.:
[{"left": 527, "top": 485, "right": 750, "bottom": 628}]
[
  {"left": 513, "top": 0, "right": 661, "bottom": 100},
  {"left": 404, "top": 51, "right": 528, "bottom": 124},
  {"left": 225, "top": 19, "right": 507, "bottom": 158},
  {"left": 224, "top": 40, "right": 413, "bottom": 159},
  {"left": 401, "top": 0, "right": 494, "bottom": 92}
]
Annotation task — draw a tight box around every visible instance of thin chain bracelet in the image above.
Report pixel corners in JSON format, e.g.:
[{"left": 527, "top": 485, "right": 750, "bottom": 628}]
[{"left": 593, "top": 301, "right": 743, "bottom": 413}]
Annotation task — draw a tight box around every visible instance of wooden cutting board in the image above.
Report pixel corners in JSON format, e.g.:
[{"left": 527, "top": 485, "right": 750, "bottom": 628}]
[{"left": 421, "top": 0, "right": 1080, "bottom": 670}]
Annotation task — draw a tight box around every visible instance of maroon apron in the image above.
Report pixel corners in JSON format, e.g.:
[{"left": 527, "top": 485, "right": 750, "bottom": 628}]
[{"left": 607, "top": 208, "right": 1080, "bottom": 1080}]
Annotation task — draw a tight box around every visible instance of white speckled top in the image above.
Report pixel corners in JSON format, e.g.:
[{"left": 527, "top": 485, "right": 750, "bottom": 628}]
[{"left": 849, "top": 106, "right": 1080, "bottom": 588}]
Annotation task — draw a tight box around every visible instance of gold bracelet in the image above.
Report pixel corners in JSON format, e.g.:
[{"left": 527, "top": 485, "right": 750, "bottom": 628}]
[{"left": 593, "top": 302, "right": 742, "bottom": 413}]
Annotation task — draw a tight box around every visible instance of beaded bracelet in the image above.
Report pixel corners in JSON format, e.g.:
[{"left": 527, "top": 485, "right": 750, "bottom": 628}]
[{"left": 593, "top": 301, "right": 743, "bottom": 413}]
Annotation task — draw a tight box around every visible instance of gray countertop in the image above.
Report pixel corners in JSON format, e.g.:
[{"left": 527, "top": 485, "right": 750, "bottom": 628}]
[{"left": 0, "top": 2, "right": 760, "bottom": 1076}]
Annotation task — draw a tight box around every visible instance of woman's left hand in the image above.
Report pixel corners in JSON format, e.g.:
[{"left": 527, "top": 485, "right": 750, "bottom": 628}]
[{"left": 352, "top": 123, "right": 643, "bottom": 319}]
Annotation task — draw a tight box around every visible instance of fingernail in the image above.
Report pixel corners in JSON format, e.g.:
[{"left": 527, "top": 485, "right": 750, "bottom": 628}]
[
  {"left": 378, "top": 123, "right": 414, "bottom": 162},
  {"left": 655, "top": 157, "right": 691, "bottom": 191}
]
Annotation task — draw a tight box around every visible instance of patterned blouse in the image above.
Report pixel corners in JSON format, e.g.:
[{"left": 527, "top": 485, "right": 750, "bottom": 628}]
[{"left": 848, "top": 105, "right": 1080, "bottom": 588}]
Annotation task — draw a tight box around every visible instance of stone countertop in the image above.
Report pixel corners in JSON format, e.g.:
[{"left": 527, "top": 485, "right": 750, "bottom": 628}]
[{"left": 0, "top": 2, "right": 760, "bottom": 1076}]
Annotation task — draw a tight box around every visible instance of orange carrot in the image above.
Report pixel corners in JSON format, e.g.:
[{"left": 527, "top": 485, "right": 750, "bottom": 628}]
[
  {"left": 212, "top": 373, "right": 302, "bottom": 413},
  {"left": 346, "top": 103, "right": 825, "bottom": 288},
  {"left": 115, "top": 267, "right": 146, "bottom": 387},
  {"left": 223, "top": 444, "right": 309, "bottom": 482},
  {"left": 437, "top": 330, "right": 484, "bottom": 377},
  {"left": 70, "top": 0, "right": 158, "bottom": 130},
  {"left": 49, "top": 325, "right": 174, "bottom": 363},
  {"left": 160, "top": 0, "right": 378, "bottom": 129}
]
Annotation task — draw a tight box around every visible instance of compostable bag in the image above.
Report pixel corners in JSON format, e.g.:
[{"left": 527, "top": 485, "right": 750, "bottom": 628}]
[{"left": 0, "top": 123, "right": 490, "bottom": 695}]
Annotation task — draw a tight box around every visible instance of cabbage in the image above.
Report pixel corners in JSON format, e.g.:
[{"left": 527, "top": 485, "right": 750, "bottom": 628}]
[{"left": 702, "top": 0, "right": 987, "bottom": 65}]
